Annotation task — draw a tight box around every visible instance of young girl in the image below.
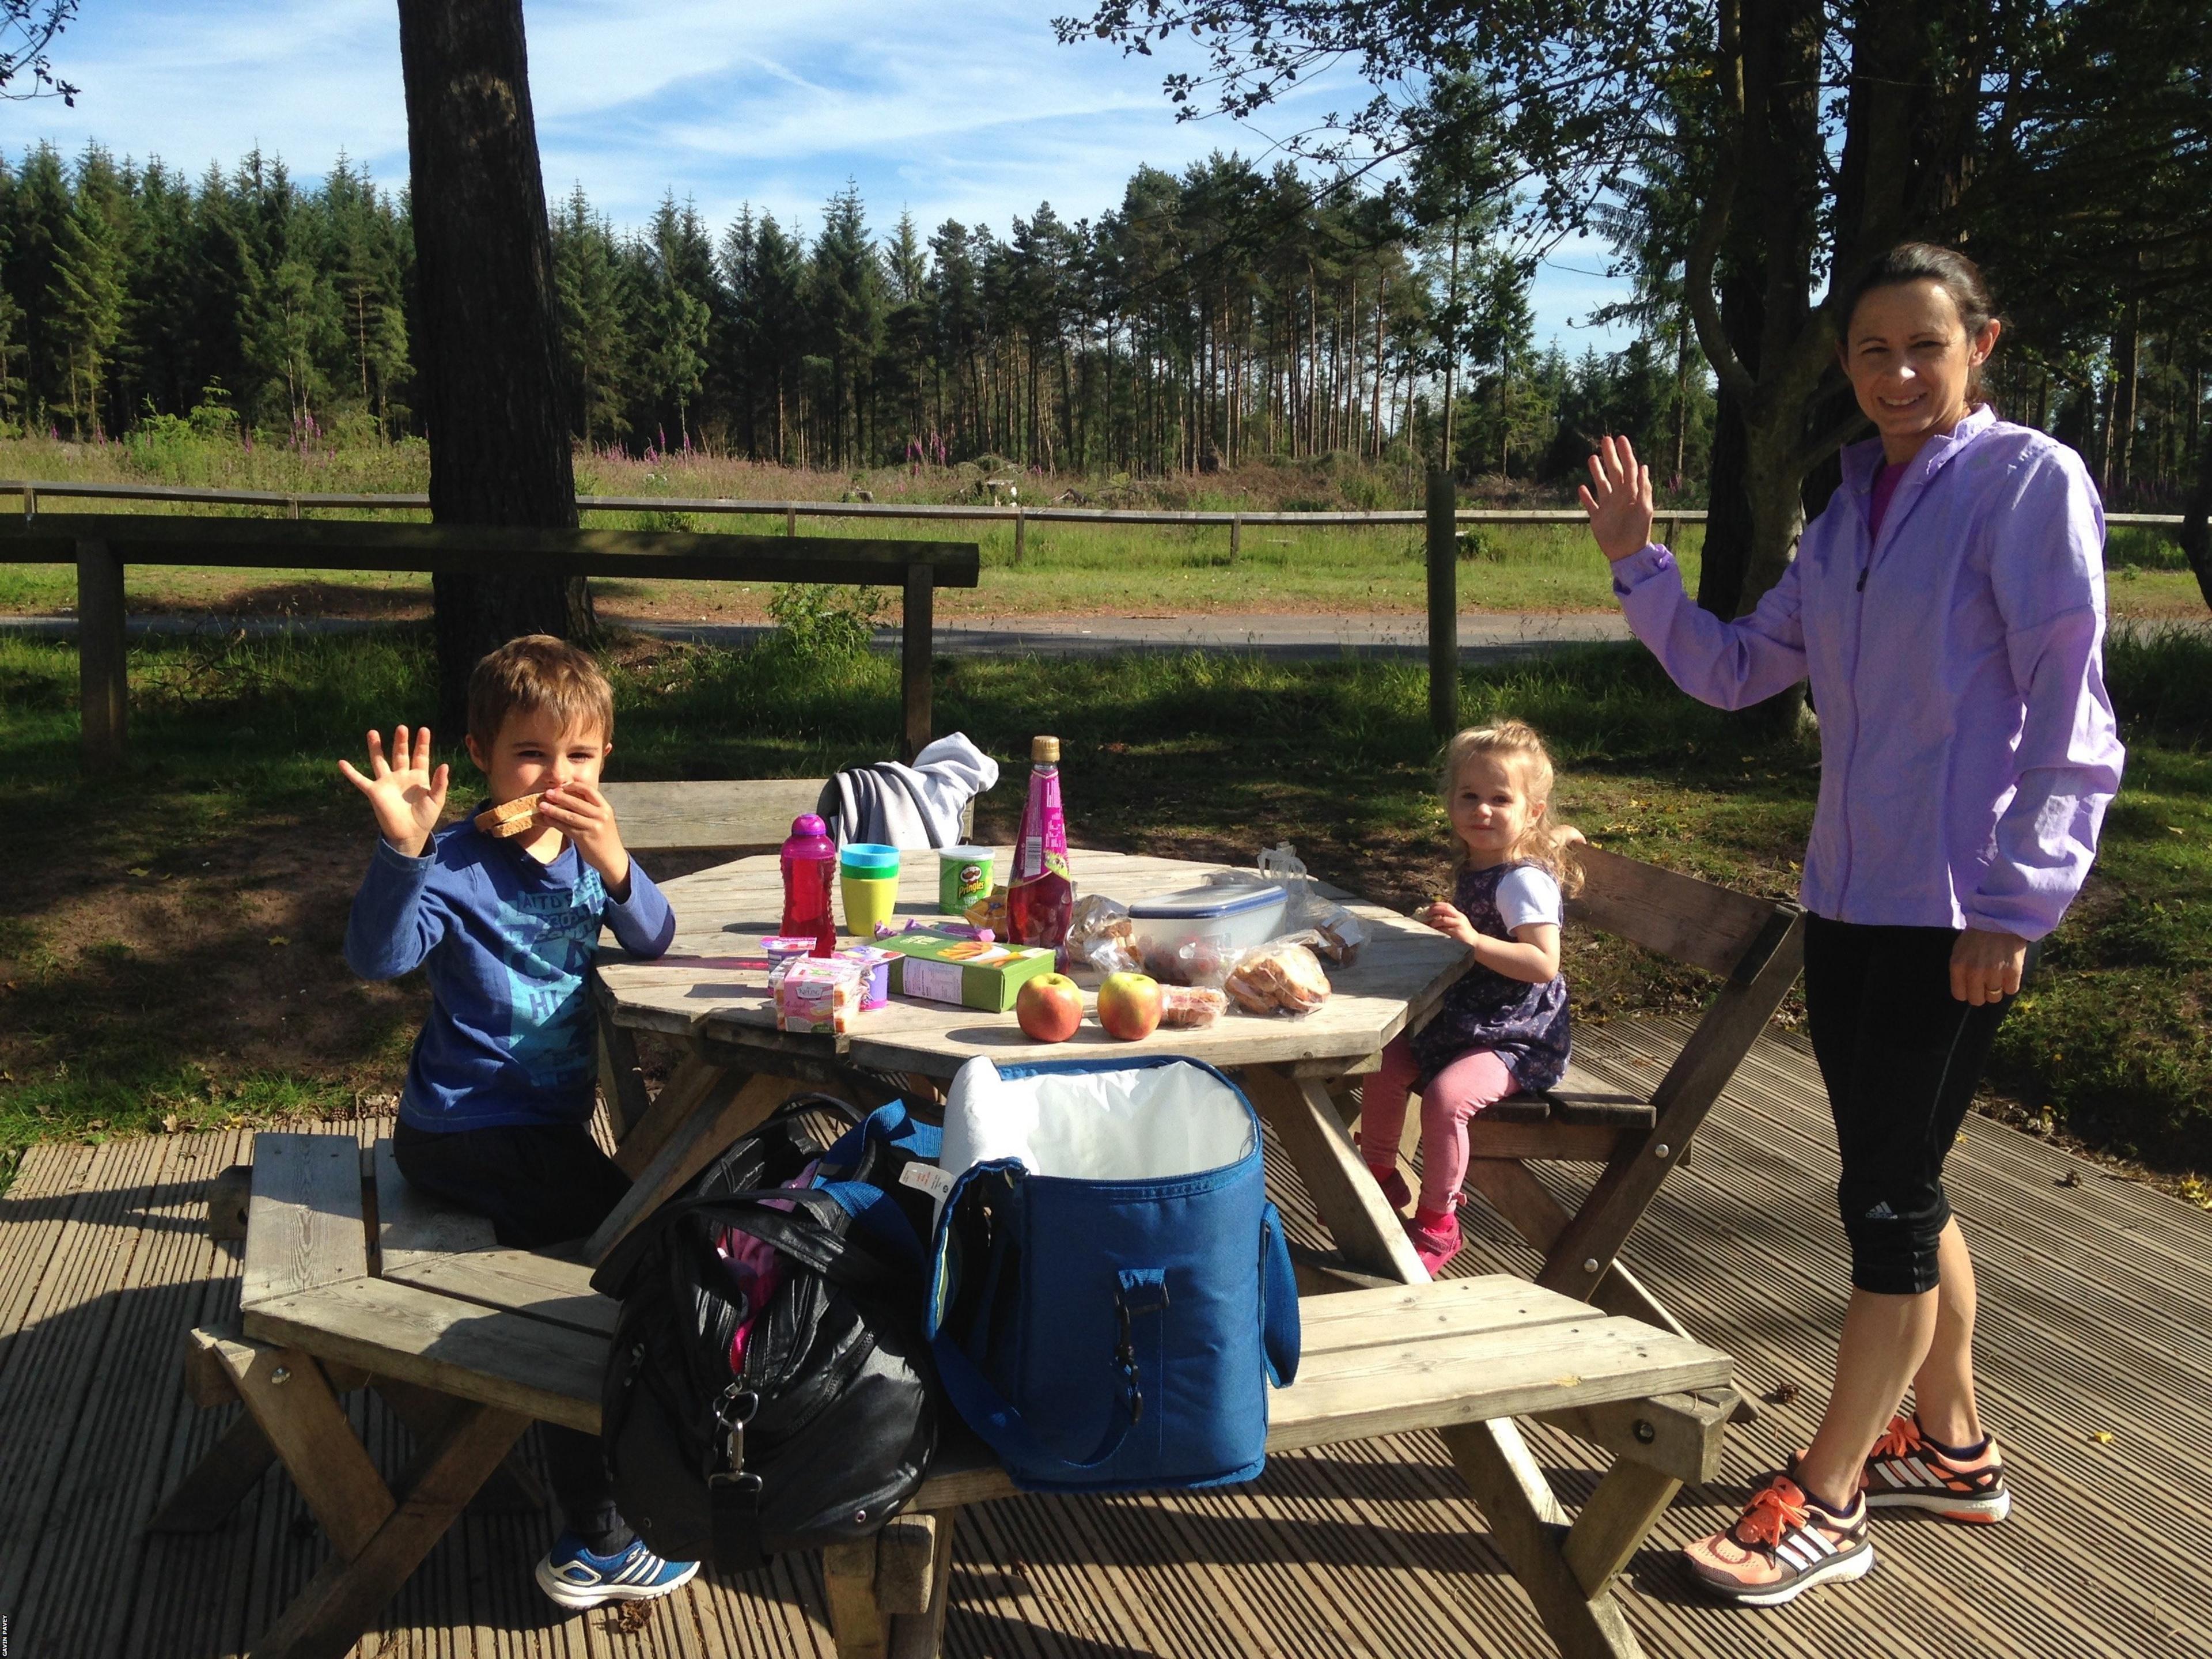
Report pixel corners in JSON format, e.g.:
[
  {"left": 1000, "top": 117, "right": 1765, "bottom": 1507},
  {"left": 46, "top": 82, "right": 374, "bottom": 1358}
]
[{"left": 1358, "top": 720, "right": 1578, "bottom": 1273}]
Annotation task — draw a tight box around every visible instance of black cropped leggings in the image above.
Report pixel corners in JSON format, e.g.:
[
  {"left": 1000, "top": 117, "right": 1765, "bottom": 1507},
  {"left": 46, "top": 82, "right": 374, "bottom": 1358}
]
[{"left": 1802, "top": 915, "right": 2036, "bottom": 1297}]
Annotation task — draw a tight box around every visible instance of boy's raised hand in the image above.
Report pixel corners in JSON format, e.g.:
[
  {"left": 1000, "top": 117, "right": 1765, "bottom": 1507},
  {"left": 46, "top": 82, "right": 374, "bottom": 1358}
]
[
  {"left": 339, "top": 725, "right": 449, "bottom": 857},
  {"left": 537, "top": 781, "right": 632, "bottom": 899},
  {"left": 1580, "top": 434, "right": 1656, "bottom": 562}
]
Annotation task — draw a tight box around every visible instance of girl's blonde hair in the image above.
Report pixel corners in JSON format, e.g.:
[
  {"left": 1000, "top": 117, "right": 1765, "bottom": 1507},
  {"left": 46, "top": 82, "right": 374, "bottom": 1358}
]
[{"left": 1440, "top": 720, "right": 1584, "bottom": 896}]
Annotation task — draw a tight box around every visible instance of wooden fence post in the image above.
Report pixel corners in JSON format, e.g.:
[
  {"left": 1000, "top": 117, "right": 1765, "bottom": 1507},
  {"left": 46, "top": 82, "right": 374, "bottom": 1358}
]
[
  {"left": 1230, "top": 513, "right": 1243, "bottom": 564},
  {"left": 1426, "top": 472, "right": 1457, "bottom": 739},
  {"left": 77, "top": 537, "right": 128, "bottom": 772},
  {"left": 785, "top": 505, "right": 797, "bottom": 538},
  {"left": 1013, "top": 504, "right": 1027, "bottom": 566},
  {"left": 901, "top": 563, "right": 934, "bottom": 762}
]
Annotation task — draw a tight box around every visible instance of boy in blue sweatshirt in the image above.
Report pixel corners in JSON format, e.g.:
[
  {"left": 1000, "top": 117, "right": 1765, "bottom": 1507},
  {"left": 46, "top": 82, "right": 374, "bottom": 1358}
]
[{"left": 341, "top": 634, "right": 694, "bottom": 1612}]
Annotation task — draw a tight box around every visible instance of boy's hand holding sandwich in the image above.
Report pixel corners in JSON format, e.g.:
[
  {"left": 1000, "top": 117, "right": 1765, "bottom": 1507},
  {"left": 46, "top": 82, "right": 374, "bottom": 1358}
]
[
  {"left": 339, "top": 724, "right": 450, "bottom": 857},
  {"left": 536, "top": 782, "right": 632, "bottom": 900}
]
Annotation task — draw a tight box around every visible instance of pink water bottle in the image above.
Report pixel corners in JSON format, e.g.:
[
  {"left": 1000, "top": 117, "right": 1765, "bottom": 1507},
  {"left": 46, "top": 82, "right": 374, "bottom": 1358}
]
[{"left": 779, "top": 813, "right": 837, "bottom": 957}]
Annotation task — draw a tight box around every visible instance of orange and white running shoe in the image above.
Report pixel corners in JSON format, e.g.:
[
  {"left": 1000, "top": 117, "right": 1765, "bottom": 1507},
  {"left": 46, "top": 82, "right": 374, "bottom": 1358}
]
[
  {"left": 1683, "top": 1471, "right": 1874, "bottom": 1606},
  {"left": 1861, "top": 1414, "right": 2012, "bottom": 1522}
]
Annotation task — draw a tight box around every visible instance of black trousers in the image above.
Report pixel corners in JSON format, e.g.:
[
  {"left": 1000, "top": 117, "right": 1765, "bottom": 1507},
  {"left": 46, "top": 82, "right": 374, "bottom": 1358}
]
[
  {"left": 1802, "top": 915, "right": 2036, "bottom": 1296},
  {"left": 393, "top": 1119, "right": 635, "bottom": 1554}
]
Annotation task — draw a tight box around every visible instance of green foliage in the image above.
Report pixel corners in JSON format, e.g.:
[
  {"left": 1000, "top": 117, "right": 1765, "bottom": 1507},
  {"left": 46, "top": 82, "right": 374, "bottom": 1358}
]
[{"left": 764, "top": 582, "right": 885, "bottom": 662}]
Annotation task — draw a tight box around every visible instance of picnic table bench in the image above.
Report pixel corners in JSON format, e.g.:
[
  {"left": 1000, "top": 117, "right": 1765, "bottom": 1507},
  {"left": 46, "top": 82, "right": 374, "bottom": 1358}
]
[
  {"left": 599, "top": 778, "right": 975, "bottom": 860},
  {"left": 157, "top": 1128, "right": 1737, "bottom": 1659}
]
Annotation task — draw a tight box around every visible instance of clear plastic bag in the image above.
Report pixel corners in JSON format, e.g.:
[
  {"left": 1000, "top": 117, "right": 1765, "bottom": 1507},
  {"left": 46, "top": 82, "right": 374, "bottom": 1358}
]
[
  {"left": 1223, "top": 940, "right": 1331, "bottom": 1017},
  {"left": 1065, "top": 893, "right": 1143, "bottom": 975},
  {"left": 1283, "top": 902, "right": 1368, "bottom": 966},
  {"left": 1158, "top": 984, "right": 1228, "bottom": 1028}
]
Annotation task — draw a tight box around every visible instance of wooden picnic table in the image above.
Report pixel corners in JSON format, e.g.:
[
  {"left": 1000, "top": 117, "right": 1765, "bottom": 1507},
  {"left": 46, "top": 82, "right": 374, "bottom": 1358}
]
[{"left": 589, "top": 848, "right": 1472, "bottom": 1283}]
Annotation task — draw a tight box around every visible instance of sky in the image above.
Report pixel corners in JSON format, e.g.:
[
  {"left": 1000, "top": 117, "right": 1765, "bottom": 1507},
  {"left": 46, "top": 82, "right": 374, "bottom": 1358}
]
[{"left": 9, "top": 0, "right": 1634, "bottom": 350}]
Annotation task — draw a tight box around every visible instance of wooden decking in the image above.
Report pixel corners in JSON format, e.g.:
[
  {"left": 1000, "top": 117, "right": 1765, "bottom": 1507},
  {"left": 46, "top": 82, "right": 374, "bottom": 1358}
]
[{"left": 3, "top": 1017, "right": 2206, "bottom": 1658}]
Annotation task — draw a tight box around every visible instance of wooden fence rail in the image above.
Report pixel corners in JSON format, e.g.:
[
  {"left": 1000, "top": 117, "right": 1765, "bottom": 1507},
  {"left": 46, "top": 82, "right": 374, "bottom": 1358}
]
[{"left": 0, "top": 514, "right": 979, "bottom": 774}]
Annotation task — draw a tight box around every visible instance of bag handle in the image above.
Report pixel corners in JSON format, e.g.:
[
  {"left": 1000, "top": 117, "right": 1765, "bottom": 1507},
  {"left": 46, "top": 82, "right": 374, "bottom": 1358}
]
[
  {"left": 930, "top": 1271, "right": 1166, "bottom": 1476},
  {"left": 1260, "top": 1202, "right": 1300, "bottom": 1387},
  {"left": 592, "top": 1183, "right": 905, "bottom": 1298}
]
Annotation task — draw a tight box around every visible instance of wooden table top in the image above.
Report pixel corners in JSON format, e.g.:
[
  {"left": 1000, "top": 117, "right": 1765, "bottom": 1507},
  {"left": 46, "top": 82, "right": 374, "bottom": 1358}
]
[{"left": 597, "top": 849, "right": 1472, "bottom": 1079}]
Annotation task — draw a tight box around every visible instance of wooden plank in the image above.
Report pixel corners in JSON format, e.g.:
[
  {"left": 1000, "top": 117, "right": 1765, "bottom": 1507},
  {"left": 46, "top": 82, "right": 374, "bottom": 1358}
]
[
  {"left": 585, "top": 1068, "right": 806, "bottom": 1264},
  {"left": 595, "top": 993, "right": 652, "bottom": 1143},
  {"left": 1443, "top": 1418, "right": 1646, "bottom": 1659},
  {"left": 241, "top": 1133, "right": 368, "bottom": 1308},
  {"left": 1269, "top": 1317, "right": 1734, "bottom": 1449},
  {"left": 1291, "top": 1272, "right": 1597, "bottom": 1353},
  {"left": 873, "top": 1513, "right": 940, "bottom": 1616},
  {"left": 145, "top": 1411, "right": 278, "bottom": 1533},
  {"left": 885, "top": 1508, "right": 959, "bottom": 1659},
  {"left": 0, "top": 512, "right": 983, "bottom": 584},
  {"left": 214, "top": 1335, "right": 395, "bottom": 1560},
  {"left": 381, "top": 1245, "right": 616, "bottom": 1336},
  {"left": 601, "top": 778, "right": 828, "bottom": 857},
  {"left": 1559, "top": 1459, "right": 1684, "bottom": 1596},
  {"left": 1241, "top": 1068, "right": 1429, "bottom": 1285},
  {"left": 368, "top": 1376, "right": 544, "bottom": 1512},
  {"left": 243, "top": 1401, "right": 530, "bottom": 1659},
  {"left": 76, "top": 536, "right": 126, "bottom": 772},
  {"left": 823, "top": 1537, "right": 888, "bottom": 1659},
  {"left": 241, "top": 1276, "right": 604, "bottom": 1435},
  {"left": 902, "top": 560, "right": 934, "bottom": 762},
  {"left": 609, "top": 1047, "right": 725, "bottom": 1177},
  {"left": 372, "top": 1138, "right": 496, "bottom": 1275},
  {"left": 180, "top": 1321, "right": 241, "bottom": 1407},
  {"left": 1531, "top": 1389, "right": 1734, "bottom": 1485},
  {"left": 1460, "top": 1120, "right": 1627, "bottom": 1162},
  {"left": 1567, "top": 844, "right": 1785, "bottom": 977},
  {"left": 1538, "top": 910, "right": 1804, "bottom": 1305}
]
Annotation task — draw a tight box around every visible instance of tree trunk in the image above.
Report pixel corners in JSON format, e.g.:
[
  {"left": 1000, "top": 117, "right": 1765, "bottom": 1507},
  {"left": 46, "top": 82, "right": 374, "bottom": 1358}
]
[
  {"left": 397, "top": 0, "right": 591, "bottom": 733},
  {"left": 2180, "top": 415, "right": 2212, "bottom": 612}
]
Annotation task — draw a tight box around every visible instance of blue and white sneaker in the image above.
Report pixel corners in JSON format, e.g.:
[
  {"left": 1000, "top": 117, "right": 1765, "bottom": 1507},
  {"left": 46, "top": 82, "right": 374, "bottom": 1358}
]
[{"left": 534, "top": 1532, "right": 700, "bottom": 1609}]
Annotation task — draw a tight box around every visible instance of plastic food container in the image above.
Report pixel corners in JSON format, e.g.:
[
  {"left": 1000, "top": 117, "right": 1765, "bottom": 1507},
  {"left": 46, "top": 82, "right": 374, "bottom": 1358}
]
[
  {"left": 838, "top": 945, "right": 897, "bottom": 1010},
  {"left": 1124, "top": 882, "right": 1288, "bottom": 960}
]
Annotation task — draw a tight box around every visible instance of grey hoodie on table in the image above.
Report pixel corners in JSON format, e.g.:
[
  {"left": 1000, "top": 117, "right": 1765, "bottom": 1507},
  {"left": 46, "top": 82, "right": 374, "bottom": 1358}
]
[{"left": 817, "top": 730, "right": 1001, "bottom": 849}]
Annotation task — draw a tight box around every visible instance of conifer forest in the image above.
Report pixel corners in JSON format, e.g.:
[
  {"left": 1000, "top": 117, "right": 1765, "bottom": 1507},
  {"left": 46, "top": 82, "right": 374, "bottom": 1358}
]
[{"left": 0, "top": 131, "right": 2202, "bottom": 509}]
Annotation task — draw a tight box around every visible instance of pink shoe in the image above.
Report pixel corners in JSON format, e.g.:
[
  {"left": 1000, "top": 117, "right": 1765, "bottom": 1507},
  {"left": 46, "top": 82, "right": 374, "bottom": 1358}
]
[
  {"left": 1365, "top": 1162, "right": 1413, "bottom": 1212},
  {"left": 1404, "top": 1205, "right": 1462, "bottom": 1274}
]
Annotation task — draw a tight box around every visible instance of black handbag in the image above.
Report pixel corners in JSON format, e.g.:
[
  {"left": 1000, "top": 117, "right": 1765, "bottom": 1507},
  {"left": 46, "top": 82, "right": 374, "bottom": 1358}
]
[{"left": 589, "top": 1093, "right": 941, "bottom": 1570}]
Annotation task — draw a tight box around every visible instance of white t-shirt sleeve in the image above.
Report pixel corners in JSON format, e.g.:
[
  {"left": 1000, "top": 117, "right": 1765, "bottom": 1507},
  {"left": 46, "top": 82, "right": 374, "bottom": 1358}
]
[{"left": 1494, "top": 866, "right": 1563, "bottom": 935}]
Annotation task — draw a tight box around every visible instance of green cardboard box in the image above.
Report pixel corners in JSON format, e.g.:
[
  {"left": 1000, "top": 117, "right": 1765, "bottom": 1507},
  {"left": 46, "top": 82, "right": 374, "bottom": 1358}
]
[{"left": 881, "top": 929, "right": 1059, "bottom": 1012}]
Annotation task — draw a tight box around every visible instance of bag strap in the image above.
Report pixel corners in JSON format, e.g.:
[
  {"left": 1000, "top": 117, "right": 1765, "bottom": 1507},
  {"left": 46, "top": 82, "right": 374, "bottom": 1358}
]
[
  {"left": 1259, "top": 1202, "right": 1301, "bottom": 1387},
  {"left": 929, "top": 1270, "right": 1166, "bottom": 1476},
  {"left": 592, "top": 1183, "right": 904, "bottom": 1298}
]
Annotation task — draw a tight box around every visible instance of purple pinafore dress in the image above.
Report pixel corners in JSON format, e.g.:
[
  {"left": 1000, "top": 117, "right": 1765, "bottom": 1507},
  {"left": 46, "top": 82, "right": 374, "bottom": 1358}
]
[{"left": 1409, "top": 861, "right": 1572, "bottom": 1093}]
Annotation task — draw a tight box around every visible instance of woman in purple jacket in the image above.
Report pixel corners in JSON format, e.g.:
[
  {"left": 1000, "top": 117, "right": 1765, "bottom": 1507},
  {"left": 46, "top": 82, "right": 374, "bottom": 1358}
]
[{"left": 1582, "top": 244, "right": 2123, "bottom": 1607}]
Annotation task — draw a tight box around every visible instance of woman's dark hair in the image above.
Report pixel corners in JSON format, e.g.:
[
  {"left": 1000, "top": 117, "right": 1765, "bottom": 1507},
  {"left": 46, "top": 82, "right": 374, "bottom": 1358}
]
[{"left": 1838, "top": 243, "right": 2001, "bottom": 399}]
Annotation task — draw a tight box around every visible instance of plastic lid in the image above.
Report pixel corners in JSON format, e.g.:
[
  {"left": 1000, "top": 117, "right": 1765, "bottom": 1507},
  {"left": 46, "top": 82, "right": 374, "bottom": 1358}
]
[
  {"left": 790, "top": 813, "right": 828, "bottom": 838},
  {"left": 1032, "top": 735, "right": 1060, "bottom": 764},
  {"left": 1126, "top": 882, "right": 1286, "bottom": 921},
  {"left": 839, "top": 842, "right": 902, "bottom": 872}
]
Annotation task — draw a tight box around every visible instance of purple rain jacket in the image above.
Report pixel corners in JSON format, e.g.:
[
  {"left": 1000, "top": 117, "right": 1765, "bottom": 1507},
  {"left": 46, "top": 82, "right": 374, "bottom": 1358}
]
[{"left": 1609, "top": 406, "right": 2124, "bottom": 942}]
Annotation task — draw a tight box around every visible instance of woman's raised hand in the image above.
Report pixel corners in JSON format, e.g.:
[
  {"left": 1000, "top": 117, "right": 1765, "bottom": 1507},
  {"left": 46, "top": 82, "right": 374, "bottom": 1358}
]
[{"left": 1579, "top": 434, "right": 1656, "bottom": 563}]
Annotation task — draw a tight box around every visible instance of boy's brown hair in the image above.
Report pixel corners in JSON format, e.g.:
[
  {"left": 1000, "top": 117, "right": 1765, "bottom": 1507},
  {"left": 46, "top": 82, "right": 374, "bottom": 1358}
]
[{"left": 467, "top": 635, "right": 615, "bottom": 751}]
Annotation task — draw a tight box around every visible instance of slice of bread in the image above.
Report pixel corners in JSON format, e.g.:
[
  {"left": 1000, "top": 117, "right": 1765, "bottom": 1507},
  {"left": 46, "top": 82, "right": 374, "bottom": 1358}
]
[{"left": 474, "top": 792, "right": 544, "bottom": 839}]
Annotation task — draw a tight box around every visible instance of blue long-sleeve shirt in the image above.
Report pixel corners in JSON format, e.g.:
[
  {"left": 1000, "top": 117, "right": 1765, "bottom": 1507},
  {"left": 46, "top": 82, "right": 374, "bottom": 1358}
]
[
  {"left": 1612, "top": 407, "right": 2124, "bottom": 941},
  {"left": 344, "top": 815, "right": 677, "bottom": 1132}
]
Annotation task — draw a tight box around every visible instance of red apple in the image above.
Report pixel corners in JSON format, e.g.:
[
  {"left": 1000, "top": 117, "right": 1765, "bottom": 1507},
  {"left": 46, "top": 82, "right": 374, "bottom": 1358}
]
[
  {"left": 1097, "top": 971, "right": 1164, "bottom": 1041},
  {"left": 1015, "top": 972, "right": 1084, "bottom": 1043}
]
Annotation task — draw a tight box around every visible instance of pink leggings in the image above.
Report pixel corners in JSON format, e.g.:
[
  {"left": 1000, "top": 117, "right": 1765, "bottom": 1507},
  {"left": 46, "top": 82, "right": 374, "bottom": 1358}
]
[{"left": 1358, "top": 1033, "right": 1519, "bottom": 1215}]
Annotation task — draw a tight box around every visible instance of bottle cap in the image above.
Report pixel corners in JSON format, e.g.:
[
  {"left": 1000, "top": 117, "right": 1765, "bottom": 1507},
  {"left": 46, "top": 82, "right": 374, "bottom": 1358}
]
[
  {"left": 1032, "top": 736, "right": 1060, "bottom": 764},
  {"left": 791, "top": 813, "right": 827, "bottom": 838}
]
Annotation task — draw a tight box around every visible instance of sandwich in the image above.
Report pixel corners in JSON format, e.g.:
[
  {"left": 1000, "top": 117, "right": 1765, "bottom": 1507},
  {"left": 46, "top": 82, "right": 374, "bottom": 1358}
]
[{"left": 474, "top": 792, "right": 544, "bottom": 839}]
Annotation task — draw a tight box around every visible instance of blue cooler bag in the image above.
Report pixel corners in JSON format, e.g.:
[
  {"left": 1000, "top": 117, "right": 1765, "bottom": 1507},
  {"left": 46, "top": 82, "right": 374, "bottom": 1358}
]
[{"left": 923, "top": 1054, "right": 1300, "bottom": 1493}]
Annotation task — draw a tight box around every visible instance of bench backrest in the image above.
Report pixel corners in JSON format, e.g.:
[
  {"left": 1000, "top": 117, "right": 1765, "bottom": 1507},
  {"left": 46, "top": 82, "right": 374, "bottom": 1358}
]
[{"left": 1566, "top": 845, "right": 1793, "bottom": 979}]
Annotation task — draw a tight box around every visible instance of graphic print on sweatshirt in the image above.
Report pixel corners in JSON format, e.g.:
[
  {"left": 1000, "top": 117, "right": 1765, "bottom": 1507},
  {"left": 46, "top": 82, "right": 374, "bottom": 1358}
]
[{"left": 499, "top": 866, "right": 605, "bottom": 1090}]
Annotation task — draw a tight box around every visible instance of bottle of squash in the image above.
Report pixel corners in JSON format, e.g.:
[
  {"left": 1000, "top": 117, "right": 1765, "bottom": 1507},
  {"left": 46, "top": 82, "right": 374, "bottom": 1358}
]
[{"left": 1006, "top": 735, "right": 1073, "bottom": 948}]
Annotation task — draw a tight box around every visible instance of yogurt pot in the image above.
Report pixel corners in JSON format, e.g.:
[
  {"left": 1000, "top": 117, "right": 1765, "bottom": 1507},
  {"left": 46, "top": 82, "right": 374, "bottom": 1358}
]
[
  {"left": 838, "top": 945, "right": 897, "bottom": 1010},
  {"left": 763, "top": 935, "right": 819, "bottom": 971}
]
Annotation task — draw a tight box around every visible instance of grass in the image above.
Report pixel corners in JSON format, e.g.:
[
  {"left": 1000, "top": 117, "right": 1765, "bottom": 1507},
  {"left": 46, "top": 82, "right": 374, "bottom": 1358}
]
[
  {"left": 2, "top": 620, "right": 2206, "bottom": 1196},
  {"left": 4, "top": 431, "right": 2201, "bottom": 619}
]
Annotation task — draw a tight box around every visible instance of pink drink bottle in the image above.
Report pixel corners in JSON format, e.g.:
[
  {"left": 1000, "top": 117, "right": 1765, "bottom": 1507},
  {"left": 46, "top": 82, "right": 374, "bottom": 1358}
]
[
  {"left": 779, "top": 814, "right": 838, "bottom": 957},
  {"left": 1007, "top": 736, "right": 1074, "bottom": 948}
]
